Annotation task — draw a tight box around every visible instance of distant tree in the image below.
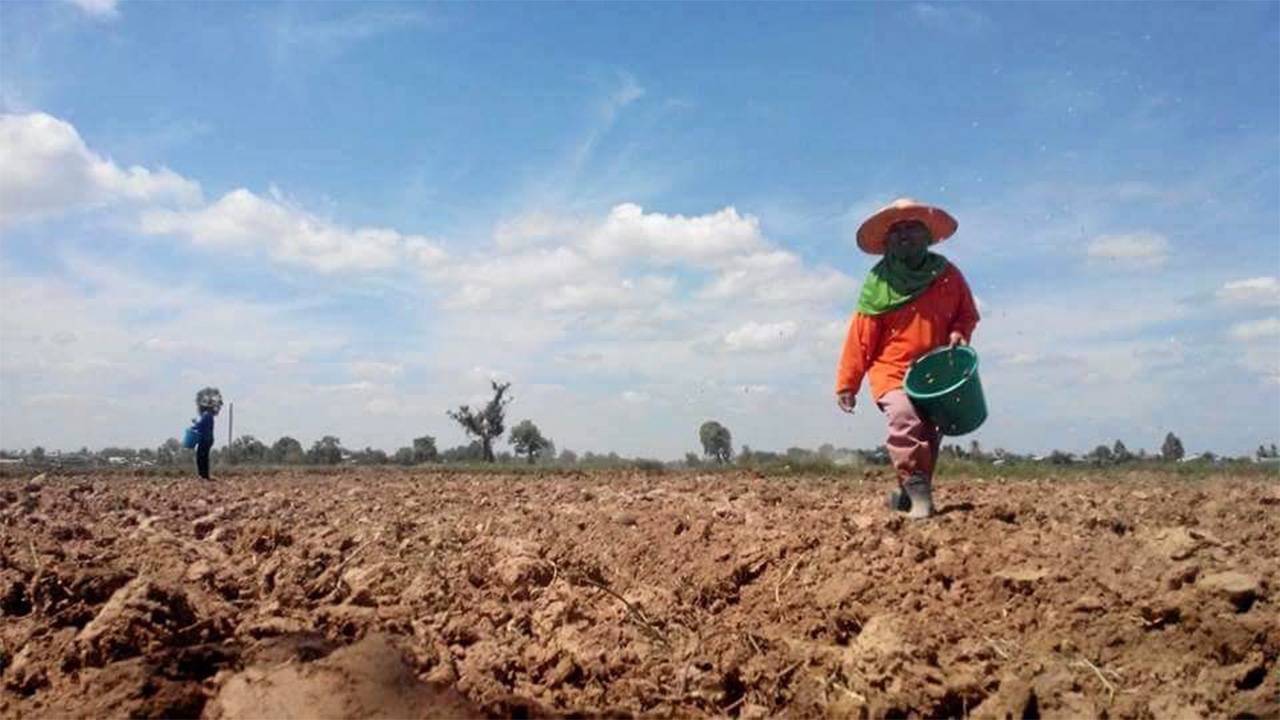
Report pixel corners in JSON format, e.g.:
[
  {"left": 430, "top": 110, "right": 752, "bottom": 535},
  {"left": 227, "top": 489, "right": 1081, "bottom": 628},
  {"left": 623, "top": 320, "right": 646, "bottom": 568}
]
[
  {"left": 308, "top": 436, "right": 344, "bottom": 465},
  {"left": 699, "top": 421, "right": 733, "bottom": 464},
  {"left": 1048, "top": 450, "right": 1074, "bottom": 465},
  {"left": 1161, "top": 432, "right": 1185, "bottom": 462},
  {"left": 1272, "top": 443, "right": 1278, "bottom": 458},
  {"left": 412, "top": 435, "right": 439, "bottom": 463},
  {"left": 158, "top": 438, "right": 194, "bottom": 466},
  {"left": 227, "top": 435, "right": 268, "bottom": 465},
  {"left": 862, "top": 445, "right": 890, "bottom": 465},
  {"left": 441, "top": 441, "right": 485, "bottom": 463},
  {"left": 558, "top": 448, "right": 578, "bottom": 465},
  {"left": 634, "top": 458, "right": 665, "bottom": 472},
  {"left": 356, "top": 447, "right": 389, "bottom": 465},
  {"left": 157, "top": 438, "right": 181, "bottom": 466},
  {"left": 818, "top": 443, "right": 835, "bottom": 460},
  {"left": 1201, "top": 451, "right": 1218, "bottom": 463},
  {"left": 509, "top": 420, "right": 550, "bottom": 464},
  {"left": 1089, "top": 444, "right": 1114, "bottom": 465},
  {"left": 99, "top": 447, "right": 136, "bottom": 461},
  {"left": 271, "top": 436, "right": 305, "bottom": 465},
  {"left": 1112, "top": 440, "right": 1133, "bottom": 464},
  {"left": 393, "top": 447, "right": 415, "bottom": 466},
  {"left": 1259, "top": 445, "right": 1269, "bottom": 460},
  {"left": 968, "top": 440, "right": 984, "bottom": 461},
  {"left": 29, "top": 446, "right": 46, "bottom": 464},
  {"left": 684, "top": 452, "right": 702, "bottom": 468},
  {"left": 447, "top": 381, "right": 512, "bottom": 463},
  {"left": 786, "top": 447, "right": 814, "bottom": 463},
  {"left": 756, "top": 449, "right": 784, "bottom": 463}
]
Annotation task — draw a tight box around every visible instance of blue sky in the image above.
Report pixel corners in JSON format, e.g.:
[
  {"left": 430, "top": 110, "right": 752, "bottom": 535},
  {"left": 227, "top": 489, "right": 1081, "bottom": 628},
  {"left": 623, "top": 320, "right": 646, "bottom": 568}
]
[{"left": 1, "top": 1, "right": 1277, "bottom": 458}]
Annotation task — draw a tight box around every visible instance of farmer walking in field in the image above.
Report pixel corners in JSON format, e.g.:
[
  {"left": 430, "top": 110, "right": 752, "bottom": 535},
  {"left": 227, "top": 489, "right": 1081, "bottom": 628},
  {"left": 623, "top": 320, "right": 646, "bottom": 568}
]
[
  {"left": 836, "top": 199, "right": 980, "bottom": 519},
  {"left": 191, "top": 387, "right": 222, "bottom": 481}
]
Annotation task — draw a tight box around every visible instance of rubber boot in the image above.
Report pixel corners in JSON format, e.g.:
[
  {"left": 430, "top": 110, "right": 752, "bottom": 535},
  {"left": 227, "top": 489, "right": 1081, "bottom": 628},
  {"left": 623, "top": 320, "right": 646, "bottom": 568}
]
[
  {"left": 887, "top": 486, "right": 911, "bottom": 513},
  {"left": 902, "top": 475, "right": 935, "bottom": 519}
]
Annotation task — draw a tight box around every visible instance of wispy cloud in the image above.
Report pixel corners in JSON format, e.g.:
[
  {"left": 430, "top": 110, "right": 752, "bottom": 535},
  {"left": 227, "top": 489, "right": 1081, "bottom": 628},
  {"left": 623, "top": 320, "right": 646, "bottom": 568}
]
[
  {"left": 63, "top": 0, "right": 119, "bottom": 20},
  {"left": 911, "top": 3, "right": 991, "bottom": 34},
  {"left": 1229, "top": 317, "right": 1280, "bottom": 343},
  {"left": 560, "top": 72, "right": 647, "bottom": 193},
  {"left": 268, "top": 10, "right": 434, "bottom": 67},
  {"left": 1086, "top": 232, "right": 1170, "bottom": 267},
  {"left": 1217, "top": 276, "right": 1280, "bottom": 307},
  {"left": 346, "top": 361, "right": 404, "bottom": 381}
]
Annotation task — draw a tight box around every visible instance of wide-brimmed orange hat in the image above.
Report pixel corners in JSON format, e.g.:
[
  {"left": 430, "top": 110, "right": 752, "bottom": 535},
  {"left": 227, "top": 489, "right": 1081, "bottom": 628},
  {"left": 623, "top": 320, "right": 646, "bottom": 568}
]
[{"left": 856, "top": 198, "right": 958, "bottom": 255}]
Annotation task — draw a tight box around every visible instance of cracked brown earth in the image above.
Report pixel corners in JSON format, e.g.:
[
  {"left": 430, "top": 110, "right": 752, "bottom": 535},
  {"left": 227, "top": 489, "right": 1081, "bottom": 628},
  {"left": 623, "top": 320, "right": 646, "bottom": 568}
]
[{"left": 1, "top": 470, "right": 1276, "bottom": 718}]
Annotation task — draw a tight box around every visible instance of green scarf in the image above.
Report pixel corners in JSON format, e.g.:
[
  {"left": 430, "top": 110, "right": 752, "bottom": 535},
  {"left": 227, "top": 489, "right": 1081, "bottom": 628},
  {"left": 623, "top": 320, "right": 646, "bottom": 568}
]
[{"left": 856, "top": 252, "right": 949, "bottom": 315}]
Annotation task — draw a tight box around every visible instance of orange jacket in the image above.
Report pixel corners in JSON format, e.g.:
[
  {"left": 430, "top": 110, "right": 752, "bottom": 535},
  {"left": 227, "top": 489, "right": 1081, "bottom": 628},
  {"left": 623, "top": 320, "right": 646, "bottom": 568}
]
[{"left": 835, "top": 263, "right": 979, "bottom": 400}]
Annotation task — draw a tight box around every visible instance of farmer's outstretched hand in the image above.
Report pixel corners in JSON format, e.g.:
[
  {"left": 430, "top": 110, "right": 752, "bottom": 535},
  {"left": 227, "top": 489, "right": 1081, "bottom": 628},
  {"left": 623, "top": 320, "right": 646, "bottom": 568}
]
[
  {"left": 948, "top": 331, "right": 967, "bottom": 349},
  {"left": 837, "top": 391, "right": 856, "bottom": 414}
]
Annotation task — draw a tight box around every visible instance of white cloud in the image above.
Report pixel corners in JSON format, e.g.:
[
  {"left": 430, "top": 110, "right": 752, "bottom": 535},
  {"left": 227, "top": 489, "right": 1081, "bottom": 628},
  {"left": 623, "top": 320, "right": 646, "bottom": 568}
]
[
  {"left": 1229, "top": 318, "right": 1280, "bottom": 343},
  {"left": 441, "top": 246, "right": 601, "bottom": 309},
  {"left": 1086, "top": 232, "right": 1170, "bottom": 266},
  {"left": 722, "top": 320, "right": 799, "bottom": 353},
  {"left": 469, "top": 366, "right": 514, "bottom": 384},
  {"left": 141, "top": 337, "right": 192, "bottom": 354},
  {"left": 405, "top": 237, "right": 449, "bottom": 269},
  {"left": 621, "top": 390, "right": 650, "bottom": 404},
  {"left": 317, "top": 381, "right": 378, "bottom": 394},
  {"left": 699, "top": 250, "right": 857, "bottom": 304},
  {"left": 1110, "top": 180, "right": 1177, "bottom": 203},
  {"left": 13, "top": 108, "right": 1272, "bottom": 458},
  {"left": 64, "top": 0, "right": 119, "bottom": 19},
  {"left": 141, "top": 188, "right": 444, "bottom": 274},
  {"left": 0, "top": 255, "right": 355, "bottom": 449},
  {"left": 346, "top": 361, "right": 404, "bottom": 381},
  {"left": 494, "top": 211, "right": 590, "bottom": 251},
  {"left": 463, "top": 202, "right": 841, "bottom": 314},
  {"left": 585, "top": 203, "right": 765, "bottom": 265},
  {"left": 0, "top": 113, "right": 444, "bottom": 275},
  {"left": 1217, "top": 277, "right": 1280, "bottom": 307},
  {"left": 1227, "top": 320, "right": 1280, "bottom": 388},
  {"left": 542, "top": 276, "right": 676, "bottom": 311},
  {"left": 0, "top": 112, "right": 201, "bottom": 225}
]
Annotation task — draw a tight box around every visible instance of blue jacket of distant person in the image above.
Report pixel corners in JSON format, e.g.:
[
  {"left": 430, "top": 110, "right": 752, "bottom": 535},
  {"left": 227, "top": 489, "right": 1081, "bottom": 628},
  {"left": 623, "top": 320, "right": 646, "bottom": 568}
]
[{"left": 193, "top": 410, "right": 215, "bottom": 445}]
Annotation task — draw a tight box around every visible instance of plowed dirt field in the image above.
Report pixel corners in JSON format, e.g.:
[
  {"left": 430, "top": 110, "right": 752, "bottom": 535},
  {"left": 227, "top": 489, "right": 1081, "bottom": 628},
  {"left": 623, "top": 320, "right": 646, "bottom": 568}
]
[{"left": 1, "top": 470, "right": 1276, "bottom": 718}]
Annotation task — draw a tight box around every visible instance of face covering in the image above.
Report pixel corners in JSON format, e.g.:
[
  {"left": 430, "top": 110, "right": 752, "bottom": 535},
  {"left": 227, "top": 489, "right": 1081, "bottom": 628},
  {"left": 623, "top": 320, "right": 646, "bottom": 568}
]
[
  {"left": 856, "top": 224, "right": 948, "bottom": 314},
  {"left": 887, "top": 234, "right": 930, "bottom": 267}
]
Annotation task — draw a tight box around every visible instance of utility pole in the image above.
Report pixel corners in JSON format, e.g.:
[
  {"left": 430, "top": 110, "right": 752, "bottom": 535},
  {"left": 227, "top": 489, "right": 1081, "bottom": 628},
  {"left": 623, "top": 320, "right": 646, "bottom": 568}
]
[{"left": 228, "top": 402, "right": 234, "bottom": 445}]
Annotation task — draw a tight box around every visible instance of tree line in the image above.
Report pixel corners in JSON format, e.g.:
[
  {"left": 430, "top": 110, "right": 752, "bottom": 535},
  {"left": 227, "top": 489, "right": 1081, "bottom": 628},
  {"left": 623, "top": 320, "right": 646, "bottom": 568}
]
[{"left": 3, "top": 381, "right": 1275, "bottom": 469}]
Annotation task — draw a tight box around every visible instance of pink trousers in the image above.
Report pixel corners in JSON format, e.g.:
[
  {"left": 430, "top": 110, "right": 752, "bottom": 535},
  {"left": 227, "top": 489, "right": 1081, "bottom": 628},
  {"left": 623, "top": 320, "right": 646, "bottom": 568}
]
[{"left": 876, "top": 389, "right": 941, "bottom": 484}]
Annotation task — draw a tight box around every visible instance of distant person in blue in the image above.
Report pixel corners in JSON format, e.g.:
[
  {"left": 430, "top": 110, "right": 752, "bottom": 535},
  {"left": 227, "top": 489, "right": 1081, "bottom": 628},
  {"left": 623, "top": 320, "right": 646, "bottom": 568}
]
[{"left": 191, "top": 387, "right": 223, "bottom": 481}]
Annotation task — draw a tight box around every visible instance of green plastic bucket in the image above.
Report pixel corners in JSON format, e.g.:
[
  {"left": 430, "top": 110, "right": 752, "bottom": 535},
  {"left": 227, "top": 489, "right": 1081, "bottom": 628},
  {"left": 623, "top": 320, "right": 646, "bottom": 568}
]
[{"left": 903, "top": 345, "right": 988, "bottom": 436}]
